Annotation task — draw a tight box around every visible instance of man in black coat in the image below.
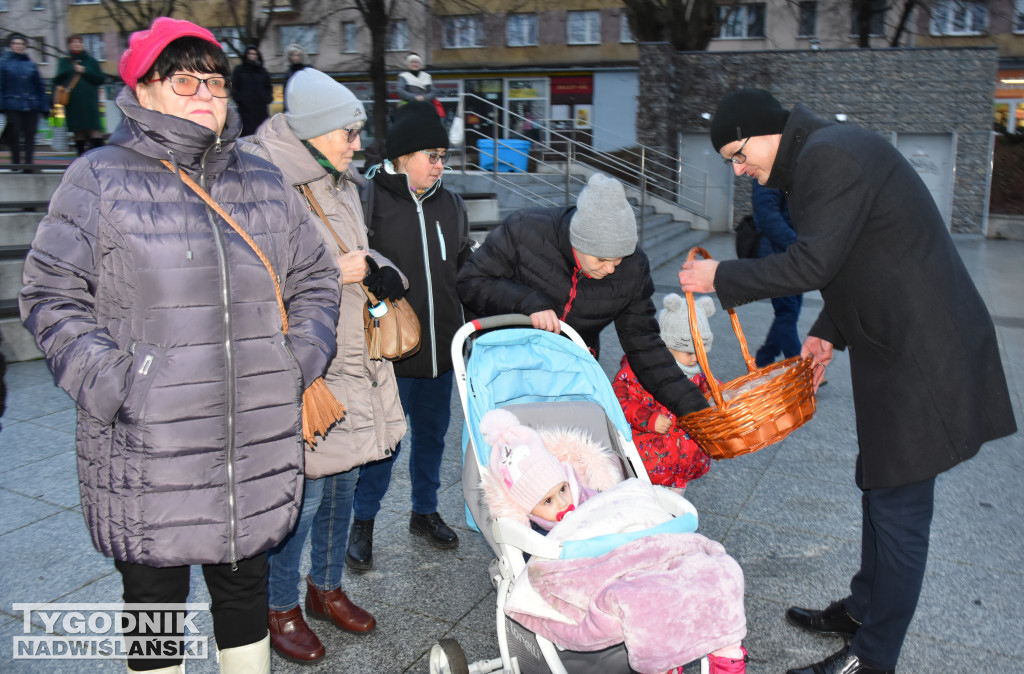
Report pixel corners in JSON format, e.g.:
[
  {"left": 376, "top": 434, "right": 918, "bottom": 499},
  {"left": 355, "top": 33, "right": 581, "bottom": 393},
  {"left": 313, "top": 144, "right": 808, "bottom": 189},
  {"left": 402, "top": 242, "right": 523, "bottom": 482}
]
[
  {"left": 458, "top": 173, "right": 709, "bottom": 420},
  {"left": 680, "top": 89, "right": 1017, "bottom": 674}
]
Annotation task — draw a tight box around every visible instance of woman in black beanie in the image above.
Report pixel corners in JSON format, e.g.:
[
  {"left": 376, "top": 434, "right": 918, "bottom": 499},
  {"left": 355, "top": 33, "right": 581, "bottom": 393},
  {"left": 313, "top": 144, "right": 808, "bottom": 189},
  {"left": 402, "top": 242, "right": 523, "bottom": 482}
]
[{"left": 345, "top": 101, "right": 472, "bottom": 570}]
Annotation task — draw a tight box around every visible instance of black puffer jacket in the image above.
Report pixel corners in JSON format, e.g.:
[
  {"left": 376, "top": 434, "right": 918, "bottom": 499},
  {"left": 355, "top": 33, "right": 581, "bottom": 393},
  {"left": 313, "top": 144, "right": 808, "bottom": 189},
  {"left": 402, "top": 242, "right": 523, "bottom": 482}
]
[
  {"left": 457, "top": 207, "right": 709, "bottom": 418},
  {"left": 364, "top": 166, "right": 467, "bottom": 379}
]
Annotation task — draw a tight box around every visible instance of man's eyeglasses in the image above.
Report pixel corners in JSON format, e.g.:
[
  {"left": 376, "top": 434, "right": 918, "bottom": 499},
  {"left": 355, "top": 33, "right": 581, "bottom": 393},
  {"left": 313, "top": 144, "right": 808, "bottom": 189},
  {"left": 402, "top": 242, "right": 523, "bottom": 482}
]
[
  {"left": 724, "top": 136, "right": 751, "bottom": 165},
  {"left": 418, "top": 150, "right": 450, "bottom": 165},
  {"left": 340, "top": 127, "right": 362, "bottom": 143},
  {"left": 145, "top": 74, "right": 231, "bottom": 98}
]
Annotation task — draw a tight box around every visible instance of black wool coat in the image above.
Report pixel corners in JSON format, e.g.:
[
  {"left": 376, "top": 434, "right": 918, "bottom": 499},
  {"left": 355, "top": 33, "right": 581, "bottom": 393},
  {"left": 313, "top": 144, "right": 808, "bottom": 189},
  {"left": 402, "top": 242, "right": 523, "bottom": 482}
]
[
  {"left": 457, "top": 207, "right": 709, "bottom": 418},
  {"left": 713, "top": 104, "right": 1016, "bottom": 489}
]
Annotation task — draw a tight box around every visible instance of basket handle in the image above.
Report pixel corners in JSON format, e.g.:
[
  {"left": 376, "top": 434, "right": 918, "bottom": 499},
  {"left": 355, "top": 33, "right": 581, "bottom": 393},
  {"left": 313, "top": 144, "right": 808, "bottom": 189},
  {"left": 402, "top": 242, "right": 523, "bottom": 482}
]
[{"left": 684, "top": 247, "right": 759, "bottom": 410}]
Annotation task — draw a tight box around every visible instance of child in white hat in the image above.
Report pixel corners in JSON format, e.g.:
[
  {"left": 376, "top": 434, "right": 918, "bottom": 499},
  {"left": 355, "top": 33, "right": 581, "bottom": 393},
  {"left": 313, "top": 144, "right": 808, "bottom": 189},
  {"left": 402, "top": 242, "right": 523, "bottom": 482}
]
[{"left": 613, "top": 293, "right": 716, "bottom": 491}]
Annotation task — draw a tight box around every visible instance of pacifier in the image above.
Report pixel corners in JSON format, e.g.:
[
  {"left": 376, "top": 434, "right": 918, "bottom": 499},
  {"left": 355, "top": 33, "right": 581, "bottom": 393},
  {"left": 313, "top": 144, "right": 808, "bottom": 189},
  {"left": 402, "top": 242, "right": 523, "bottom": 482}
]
[{"left": 555, "top": 504, "right": 576, "bottom": 522}]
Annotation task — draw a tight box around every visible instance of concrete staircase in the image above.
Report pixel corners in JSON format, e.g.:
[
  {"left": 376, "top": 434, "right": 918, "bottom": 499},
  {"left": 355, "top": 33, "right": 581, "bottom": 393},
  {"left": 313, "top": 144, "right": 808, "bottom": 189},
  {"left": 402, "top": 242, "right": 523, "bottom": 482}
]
[
  {"left": 1, "top": 172, "right": 62, "bottom": 363},
  {"left": 443, "top": 169, "right": 709, "bottom": 271}
]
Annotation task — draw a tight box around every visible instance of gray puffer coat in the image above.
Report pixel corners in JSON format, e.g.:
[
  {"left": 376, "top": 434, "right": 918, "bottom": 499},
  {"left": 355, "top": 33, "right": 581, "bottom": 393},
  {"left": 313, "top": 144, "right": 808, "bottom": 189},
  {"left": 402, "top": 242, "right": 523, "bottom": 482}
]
[
  {"left": 244, "top": 114, "right": 406, "bottom": 478},
  {"left": 19, "top": 87, "right": 341, "bottom": 567}
]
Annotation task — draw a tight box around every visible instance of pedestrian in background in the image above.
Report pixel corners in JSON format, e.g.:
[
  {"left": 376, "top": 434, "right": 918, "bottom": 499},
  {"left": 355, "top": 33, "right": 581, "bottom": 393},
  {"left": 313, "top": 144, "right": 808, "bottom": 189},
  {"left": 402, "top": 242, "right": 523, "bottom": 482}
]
[
  {"left": 232, "top": 45, "right": 272, "bottom": 136},
  {"left": 243, "top": 67, "right": 407, "bottom": 664},
  {"left": 54, "top": 34, "right": 106, "bottom": 155},
  {"left": 397, "top": 53, "right": 445, "bottom": 118},
  {"left": 19, "top": 18, "right": 341, "bottom": 673},
  {"left": 0, "top": 33, "right": 49, "bottom": 169},
  {"left": 679, "top": 87, "right": 1017, "bottom": 674},
  {"left": 282, "top": 43, "right": 307, "bottom": 110},
  {"left": 346, "top": 100, "right": 470, "bottom": 569},
  {"left": 750, "top": 179, "right": 803, "bottom": 368}
]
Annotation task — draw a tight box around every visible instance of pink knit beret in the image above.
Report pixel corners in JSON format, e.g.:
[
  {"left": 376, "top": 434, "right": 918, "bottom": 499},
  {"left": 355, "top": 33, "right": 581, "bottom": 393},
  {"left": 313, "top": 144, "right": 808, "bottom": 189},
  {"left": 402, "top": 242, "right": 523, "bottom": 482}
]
[{"left": 119, "top": 17, "right": 221, "bottom": 90}]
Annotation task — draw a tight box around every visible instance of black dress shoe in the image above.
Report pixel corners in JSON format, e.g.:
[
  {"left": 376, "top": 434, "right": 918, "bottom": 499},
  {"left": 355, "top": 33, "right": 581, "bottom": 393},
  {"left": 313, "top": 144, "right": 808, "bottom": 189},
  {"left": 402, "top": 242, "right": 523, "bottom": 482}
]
[
  {"left": 346, "top": 518, "right": 374, "bottom": 571},
  {"left": 409, "top": 511, "right": 459, "bottom": 549},
  {"left": 787, "top": 598, "right": 861, "bottom": 637},
  {"left": 787, "top": 646, "right": 894, "bottom": 674}
]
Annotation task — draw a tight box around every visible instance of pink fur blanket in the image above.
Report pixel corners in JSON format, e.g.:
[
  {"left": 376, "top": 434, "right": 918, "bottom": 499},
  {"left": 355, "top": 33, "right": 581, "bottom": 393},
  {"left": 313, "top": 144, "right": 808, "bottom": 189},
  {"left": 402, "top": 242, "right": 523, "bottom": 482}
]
[{"left": 504, "top": 482, "right": 746, "bottom": 673}]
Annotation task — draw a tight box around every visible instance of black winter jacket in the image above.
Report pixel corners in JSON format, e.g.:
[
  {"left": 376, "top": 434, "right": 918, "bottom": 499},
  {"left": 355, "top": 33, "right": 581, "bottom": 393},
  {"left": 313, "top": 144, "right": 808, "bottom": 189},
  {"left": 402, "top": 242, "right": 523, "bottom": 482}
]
[
  {"left": 457, "top": 207, "right": 709, "bottom": 418},
  {"left": 364, "top": 167, "right": 467, "bottom": 379},
  {"left": 715, "top": 104, "right": 1017, "bottom": 489},
  {"left": 231, "top": 57, "right": 272, "bottom": 136}
]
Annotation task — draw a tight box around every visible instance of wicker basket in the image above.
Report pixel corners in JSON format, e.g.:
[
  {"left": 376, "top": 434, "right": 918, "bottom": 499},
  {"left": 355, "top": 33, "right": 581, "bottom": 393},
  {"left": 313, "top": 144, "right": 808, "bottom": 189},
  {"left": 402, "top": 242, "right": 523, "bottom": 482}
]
[{"left": 676, "top": 247, "right": 816, "bottom": 460}]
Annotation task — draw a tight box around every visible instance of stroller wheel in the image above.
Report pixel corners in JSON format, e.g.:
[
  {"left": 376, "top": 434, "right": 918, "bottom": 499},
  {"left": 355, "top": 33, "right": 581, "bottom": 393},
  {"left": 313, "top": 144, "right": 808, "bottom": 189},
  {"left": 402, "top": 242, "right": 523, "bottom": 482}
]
[{"left": 429, "top": 638, "right": 469, "bottom": 674}]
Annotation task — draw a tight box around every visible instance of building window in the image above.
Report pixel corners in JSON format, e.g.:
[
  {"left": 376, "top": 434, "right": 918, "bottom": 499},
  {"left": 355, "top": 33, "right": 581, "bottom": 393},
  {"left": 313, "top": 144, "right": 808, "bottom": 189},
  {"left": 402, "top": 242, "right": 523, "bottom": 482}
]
[
  {"left": 70, "top": 0, "right": 99, "bottom": 4},
  {"left": 79, "top": 33, "right": 105, "bottom": 61},
  {"left": 1015, "top": 0, "right": 1024, "bottom": 32},
  {"left": 32, "top": 0, "right": 43, "bottom": 8},
  {"left": 342, "top": 21, "right": 358, "bottom": 52},
  {"left": 848, "top": 0, "right": 887, "bottom": 35},
  {"left": 567, "top": 10, "right": 601, "bottom": 44},
  {"left": 30, "top": 36, "right": 48, "bottom": 64},
  {"left": 280, "top": 25, "right": 318, "bottom": 55},
  {"left": 930, "top": 0, "right": 987, "bottom": 35},
  {"left": 716, "top": 4, "right": 766, "bottom": 38},
  {"left": 443, "top": 15, "right": 483, "bottom": 48},
  {"left": 798, "top": 1, "right": 817, "bottom": 37},
  {"left": 0, "top": 0, "right": 9, "bottom": 11},
  {"left": 210, "top": 27, "right": 243, "bottom": 58},
  {"left": 620, "top": 13, "right": 634, "bottom": 42},
  {"left": 386, "top": 19, "right": 409, "bottom": 51},
  {"left": 506, "top": 13, "right": 537, "bottom": 46}
]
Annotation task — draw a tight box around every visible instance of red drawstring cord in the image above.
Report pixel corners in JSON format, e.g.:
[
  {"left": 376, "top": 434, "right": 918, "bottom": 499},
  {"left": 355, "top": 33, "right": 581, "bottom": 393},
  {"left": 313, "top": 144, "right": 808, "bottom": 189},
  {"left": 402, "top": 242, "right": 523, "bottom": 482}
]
[{"left": 562, "top": 252, "right": 586, "bottom": 321}]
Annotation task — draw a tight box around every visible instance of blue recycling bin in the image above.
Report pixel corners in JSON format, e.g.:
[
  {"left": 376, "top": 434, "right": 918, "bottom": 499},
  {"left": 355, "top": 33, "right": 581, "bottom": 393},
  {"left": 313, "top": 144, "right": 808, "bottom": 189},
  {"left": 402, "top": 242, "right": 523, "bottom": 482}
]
[{"left": 477, "top": 139, "right": 531, "bottom": 172}]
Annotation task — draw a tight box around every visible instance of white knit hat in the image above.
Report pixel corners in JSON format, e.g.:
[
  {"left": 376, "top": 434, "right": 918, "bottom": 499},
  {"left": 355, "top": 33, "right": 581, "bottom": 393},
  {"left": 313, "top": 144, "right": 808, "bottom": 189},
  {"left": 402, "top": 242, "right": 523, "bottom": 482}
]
[
  {"left": 569, "top": 173, "right": 638, "bottom": 258},
  {"left": 285, "top": 68, "right": 365, "bottom": 140},
  {"left": 659, "top": 293, "right": 715, "bottom": 353}
]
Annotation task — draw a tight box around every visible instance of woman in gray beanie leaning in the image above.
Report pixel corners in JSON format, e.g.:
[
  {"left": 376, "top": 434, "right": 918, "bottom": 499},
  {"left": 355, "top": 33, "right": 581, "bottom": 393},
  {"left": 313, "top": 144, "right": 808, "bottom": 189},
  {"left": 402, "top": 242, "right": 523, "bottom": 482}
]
[
  {"left": 345, "top": 100, "right": 472, "bottom": 571},
  {"left": 457, "top": 172, "right": 710, "bottom": 421},
  {"left": 242, "top": 68, "right": 408, "bottom": 664}
]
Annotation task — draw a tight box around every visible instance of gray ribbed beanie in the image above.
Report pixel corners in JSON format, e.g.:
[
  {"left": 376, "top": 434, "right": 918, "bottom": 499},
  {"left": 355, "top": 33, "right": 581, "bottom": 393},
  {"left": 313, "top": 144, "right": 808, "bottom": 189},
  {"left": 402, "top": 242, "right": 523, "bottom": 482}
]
[
  {"left": 659, "top": 293, "right": 715, "bottom": 353},
  {"left": 569, "top": 173, "right": 637, "bottom": 258},
  {"left": 285, "top": 68, "right": 366, "bottom": 140}
]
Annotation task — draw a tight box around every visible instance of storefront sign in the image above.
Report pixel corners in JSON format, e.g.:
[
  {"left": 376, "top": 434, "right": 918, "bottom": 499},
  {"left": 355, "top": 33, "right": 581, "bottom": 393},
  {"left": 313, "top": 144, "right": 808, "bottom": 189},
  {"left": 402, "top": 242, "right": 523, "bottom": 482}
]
[{"left": 997, "top": 70, "right": 1024, "bottom": 99}]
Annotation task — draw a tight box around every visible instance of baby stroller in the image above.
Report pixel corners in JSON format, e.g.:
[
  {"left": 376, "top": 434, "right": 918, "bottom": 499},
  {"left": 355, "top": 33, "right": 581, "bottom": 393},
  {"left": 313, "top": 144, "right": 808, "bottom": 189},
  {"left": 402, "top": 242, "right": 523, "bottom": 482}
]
[{"left": 428, "top": 315, "right": 710, "bottom": 674}]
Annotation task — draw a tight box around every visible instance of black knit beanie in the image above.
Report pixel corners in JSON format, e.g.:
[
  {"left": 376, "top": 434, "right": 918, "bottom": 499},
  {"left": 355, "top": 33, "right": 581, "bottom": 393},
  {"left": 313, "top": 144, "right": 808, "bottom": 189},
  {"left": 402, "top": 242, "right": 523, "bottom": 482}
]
[
  {"left": 385, "top": 100, "right": 449, "bottom": 160},
  {"left": 710, "top": 88, "right": 791, "bottom": 152}
]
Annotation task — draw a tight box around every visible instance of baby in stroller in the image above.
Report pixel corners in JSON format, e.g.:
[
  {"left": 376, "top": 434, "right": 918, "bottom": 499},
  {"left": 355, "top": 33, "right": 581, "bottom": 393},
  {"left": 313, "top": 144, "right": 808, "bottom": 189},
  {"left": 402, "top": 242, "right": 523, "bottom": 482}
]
[{"left": 479, "top": 408, "right": 748, "bottom": 674}]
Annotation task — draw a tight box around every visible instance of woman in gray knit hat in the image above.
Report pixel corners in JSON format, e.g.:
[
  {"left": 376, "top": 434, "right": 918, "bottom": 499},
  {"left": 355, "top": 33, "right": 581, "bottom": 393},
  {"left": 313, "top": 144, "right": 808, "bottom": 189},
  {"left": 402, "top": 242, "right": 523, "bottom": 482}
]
[{"left": 242, "top": 68, "right": 408, "bottom": 664}]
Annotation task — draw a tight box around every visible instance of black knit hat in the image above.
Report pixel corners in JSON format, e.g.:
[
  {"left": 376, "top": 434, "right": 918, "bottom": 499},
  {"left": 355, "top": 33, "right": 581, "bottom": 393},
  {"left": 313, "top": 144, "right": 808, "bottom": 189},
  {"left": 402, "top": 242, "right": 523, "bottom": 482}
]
[
  {"left": 710, "top": 88, "right": 790, "bottom": 152},
  {"left": 385, "top": 100, "right": 449, "bottom": 160}
]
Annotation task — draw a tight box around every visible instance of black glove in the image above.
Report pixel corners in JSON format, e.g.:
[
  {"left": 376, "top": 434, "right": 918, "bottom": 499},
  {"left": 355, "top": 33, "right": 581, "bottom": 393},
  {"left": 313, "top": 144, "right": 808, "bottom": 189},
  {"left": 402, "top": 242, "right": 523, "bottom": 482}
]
[{"left": 363, "top": 258, "right": 406, "bottom": 302}]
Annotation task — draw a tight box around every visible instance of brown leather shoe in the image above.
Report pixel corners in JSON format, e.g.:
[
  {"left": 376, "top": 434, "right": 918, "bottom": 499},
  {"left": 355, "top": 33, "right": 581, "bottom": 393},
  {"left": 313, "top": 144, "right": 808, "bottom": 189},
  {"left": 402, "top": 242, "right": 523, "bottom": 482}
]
[
  {"left": 304, "top": 576, "right": 376, "bottom": 633},
  {"left": 268, "top": 606, "right": 325, "bottom": 663}
]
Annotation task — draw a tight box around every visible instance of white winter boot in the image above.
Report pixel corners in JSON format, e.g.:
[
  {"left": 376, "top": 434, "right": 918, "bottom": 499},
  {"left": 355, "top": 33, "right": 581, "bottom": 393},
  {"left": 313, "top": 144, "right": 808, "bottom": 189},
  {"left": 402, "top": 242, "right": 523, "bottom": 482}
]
[{"left": 217, "top": 634, "right": 270, "bottom": 674}]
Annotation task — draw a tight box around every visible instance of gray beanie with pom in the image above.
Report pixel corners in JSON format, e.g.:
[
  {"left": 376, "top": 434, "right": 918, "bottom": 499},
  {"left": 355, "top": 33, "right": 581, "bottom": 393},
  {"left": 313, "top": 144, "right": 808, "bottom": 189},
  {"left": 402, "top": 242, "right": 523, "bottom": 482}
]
[
  {"left": 285, "top": 68, "right": 366, "bottom": 140},
  {"left": 659, "top": 293, "right": 715, "bottom": 353},
  {"left": 569, "top": 173, "right": 638, "bottom": 258}
]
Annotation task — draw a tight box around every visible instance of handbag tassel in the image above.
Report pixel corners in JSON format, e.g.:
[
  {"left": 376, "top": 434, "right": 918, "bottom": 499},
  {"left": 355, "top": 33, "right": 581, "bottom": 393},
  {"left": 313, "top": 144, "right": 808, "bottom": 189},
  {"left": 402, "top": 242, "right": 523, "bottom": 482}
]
[
  {"left": 302, "top": 376, "right": 346, "bottom": 446},
  {"left": 367, "top": 318, "right": 383, "bottom": 361}
]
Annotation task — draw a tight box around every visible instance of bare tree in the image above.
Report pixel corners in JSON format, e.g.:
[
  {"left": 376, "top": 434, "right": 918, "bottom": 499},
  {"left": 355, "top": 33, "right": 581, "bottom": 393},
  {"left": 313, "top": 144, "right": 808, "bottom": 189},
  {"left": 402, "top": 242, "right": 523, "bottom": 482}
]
[
  {"left": 96, "top": 0, "right": 186, "bottom": 36},
  {"left": 622, "top": 0, "right": 719, "bottom": 51},
  {"left": 348, "top": 0, "right": 397, "bottom": 140}
]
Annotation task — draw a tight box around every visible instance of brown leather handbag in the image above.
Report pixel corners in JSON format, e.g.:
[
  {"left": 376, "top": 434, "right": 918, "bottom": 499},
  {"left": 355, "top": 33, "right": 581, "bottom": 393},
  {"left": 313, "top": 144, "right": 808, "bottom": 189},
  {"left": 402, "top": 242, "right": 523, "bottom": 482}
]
[
  {"left": 301, "top": 185, "right": 422, "bottom": 362},
  {"left": 54, "top": 73, "right": 80, "bottom": 107}
]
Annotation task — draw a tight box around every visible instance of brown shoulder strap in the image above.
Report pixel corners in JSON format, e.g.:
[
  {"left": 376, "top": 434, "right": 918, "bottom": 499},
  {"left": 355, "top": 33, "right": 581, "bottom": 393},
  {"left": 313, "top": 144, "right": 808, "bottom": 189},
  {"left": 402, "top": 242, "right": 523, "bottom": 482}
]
[
  {"left": 160, "top": 159, "right": 289, "bottom": 334},
  {"left": 300, "top": 183, "right": 381, "bottom": 304},
  {"left": 300, "top": 184, "right": 350, "bottom": 254}
]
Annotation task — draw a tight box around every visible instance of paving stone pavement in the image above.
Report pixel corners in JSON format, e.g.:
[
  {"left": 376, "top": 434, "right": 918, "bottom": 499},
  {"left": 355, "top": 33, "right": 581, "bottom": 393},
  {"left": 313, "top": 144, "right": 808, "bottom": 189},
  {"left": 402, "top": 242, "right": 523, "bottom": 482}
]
[{"left": 1, "top": 233, "right": 1021, "bottom": 673}]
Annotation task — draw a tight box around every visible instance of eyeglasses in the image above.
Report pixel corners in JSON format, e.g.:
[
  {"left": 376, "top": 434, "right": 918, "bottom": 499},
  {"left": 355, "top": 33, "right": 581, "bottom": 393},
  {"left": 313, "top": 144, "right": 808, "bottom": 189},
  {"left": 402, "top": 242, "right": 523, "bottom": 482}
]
[
  {"left": 723, "top": 136, "right": 751, "bottom": 165},
  {"left": 418, "top": 150, "right": 450, "bottom": 165},
  {"left": 340, "top": 127, "right": 362, "bottom": 143},
  {"left": 145, "top": 73, "right": 231, "bottom": 98}
]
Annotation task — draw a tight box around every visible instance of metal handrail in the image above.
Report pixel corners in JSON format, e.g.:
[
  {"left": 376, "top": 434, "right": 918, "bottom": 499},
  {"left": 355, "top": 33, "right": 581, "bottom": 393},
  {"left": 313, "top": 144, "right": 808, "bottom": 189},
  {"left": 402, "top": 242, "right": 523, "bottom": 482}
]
[{"left": 453, "top": 93, "right": 709, "bottom": 219}]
